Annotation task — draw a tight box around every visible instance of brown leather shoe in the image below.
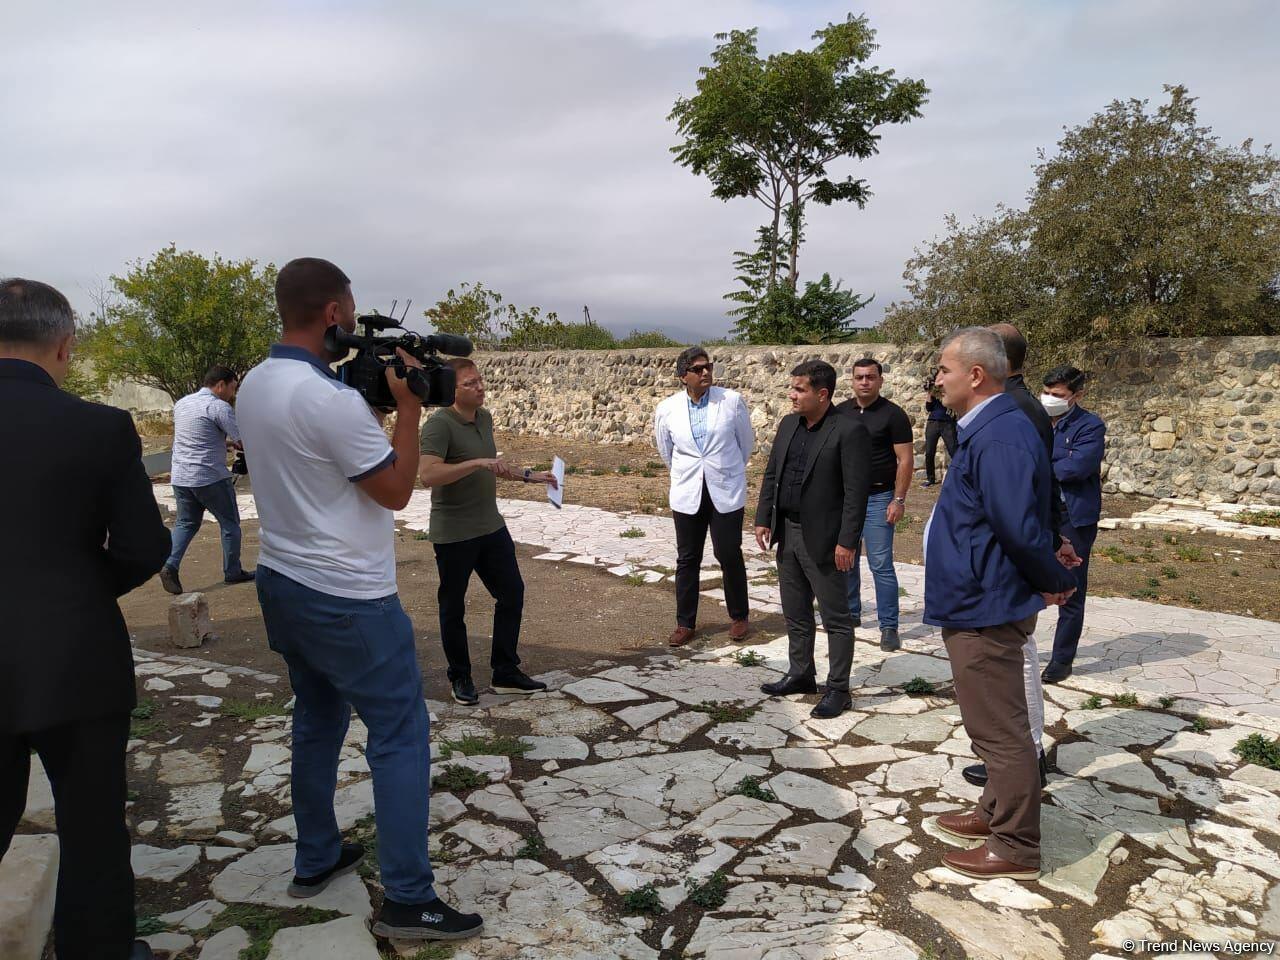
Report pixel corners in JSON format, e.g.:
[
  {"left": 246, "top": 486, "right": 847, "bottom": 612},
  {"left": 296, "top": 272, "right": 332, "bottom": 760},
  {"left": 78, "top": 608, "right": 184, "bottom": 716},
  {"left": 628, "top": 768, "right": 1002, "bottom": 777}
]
[
  {"left": 935, "top": 810, "right": 993, "bottom": 841},
  {"left": 942, "top": 844, "right": 1040, "bottom": 881},
  {"left": 667, "top": 626, "right": 695, "bottom": 647},
  {"left": 729, "top": 619, "right": 750, "bottom": 642}
]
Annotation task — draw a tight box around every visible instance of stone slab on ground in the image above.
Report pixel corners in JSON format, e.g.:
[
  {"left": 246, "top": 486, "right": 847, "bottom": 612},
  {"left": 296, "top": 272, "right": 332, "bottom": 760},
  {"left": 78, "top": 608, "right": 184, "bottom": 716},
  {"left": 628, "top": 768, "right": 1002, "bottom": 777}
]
[
  {"left": 211, "top": 844, "right": 372, "bottom": 919},
  {"left": 265, "top": 915, "right": 381, "bottom": 960},
  {"left": 169, "top": 592, "right": 213, "bottom": 649},
  {"left": 199, "top": 925, "right": 251, "bottom": 960},
  {"left": 0, "top": 834, "right": 59, "bottom": 960}
]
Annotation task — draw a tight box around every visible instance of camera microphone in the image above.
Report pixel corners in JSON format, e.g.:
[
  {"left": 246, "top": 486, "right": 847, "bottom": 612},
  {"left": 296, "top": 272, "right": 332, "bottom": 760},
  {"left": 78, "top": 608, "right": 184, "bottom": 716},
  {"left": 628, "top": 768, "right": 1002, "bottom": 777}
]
[{"left": 423, "top": 333, "right": 473, "bottom": 357}]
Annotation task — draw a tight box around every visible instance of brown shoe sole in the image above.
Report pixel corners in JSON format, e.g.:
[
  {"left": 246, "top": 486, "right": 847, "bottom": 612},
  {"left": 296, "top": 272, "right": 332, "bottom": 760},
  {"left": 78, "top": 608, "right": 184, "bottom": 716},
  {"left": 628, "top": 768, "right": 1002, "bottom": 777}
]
[
  {"left": 668, "top": 630, "right": 696, "bottom": 647},
  {"left": 934, "top": 820, "right": 992, "bottom": 842},
  {"left": 943, "top": 856, "right": 1040, "bottom": 882}
]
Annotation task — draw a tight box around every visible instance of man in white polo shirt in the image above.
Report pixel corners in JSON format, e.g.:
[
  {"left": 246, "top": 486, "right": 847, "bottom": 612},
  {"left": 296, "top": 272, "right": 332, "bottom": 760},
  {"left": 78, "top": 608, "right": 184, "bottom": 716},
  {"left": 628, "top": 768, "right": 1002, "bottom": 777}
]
[{"left": 237, "top": 257, "right": 482, "bottom": 943}]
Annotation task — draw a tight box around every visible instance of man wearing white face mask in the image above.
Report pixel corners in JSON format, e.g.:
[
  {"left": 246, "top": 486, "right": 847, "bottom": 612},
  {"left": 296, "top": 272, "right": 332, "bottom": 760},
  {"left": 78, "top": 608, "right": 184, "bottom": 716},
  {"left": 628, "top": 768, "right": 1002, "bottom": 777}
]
[{"left": 1040, "top": 366, "right": 1106, "bottom": 681}]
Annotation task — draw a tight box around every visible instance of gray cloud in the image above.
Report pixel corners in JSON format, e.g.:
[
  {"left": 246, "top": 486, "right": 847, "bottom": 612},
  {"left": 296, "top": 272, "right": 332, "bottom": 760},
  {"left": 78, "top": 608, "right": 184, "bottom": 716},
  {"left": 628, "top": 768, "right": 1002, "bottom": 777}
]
[{"left": 2, "top": 0, "right": 1277, "bottom": 338}]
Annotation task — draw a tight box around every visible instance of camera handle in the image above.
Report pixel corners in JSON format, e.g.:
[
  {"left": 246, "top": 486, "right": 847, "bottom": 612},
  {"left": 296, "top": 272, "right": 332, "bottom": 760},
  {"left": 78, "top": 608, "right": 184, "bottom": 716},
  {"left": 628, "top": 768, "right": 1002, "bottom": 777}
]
[{"left": 389, "top": 359, "right": 431, "bottom": 403}]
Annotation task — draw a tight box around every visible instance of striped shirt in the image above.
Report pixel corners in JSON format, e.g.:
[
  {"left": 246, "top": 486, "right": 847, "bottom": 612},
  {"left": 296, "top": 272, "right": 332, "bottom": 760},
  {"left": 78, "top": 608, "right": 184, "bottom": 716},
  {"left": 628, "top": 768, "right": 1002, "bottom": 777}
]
[
  {"left": 688, "top": 391, "right": 710, "bottom": 454},
  {"left": 170, "top": 387, "right": 239, "bottom": 487}
]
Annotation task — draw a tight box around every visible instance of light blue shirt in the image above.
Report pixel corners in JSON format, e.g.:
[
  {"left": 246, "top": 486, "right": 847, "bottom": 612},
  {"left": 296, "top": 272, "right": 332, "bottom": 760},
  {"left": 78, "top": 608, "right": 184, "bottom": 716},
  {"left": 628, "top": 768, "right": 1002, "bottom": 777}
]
[
  {"left": 170, "top": 387, "right": 239, "bottom": 487},
  {"left": 923, "top": 393, "right": 1000, "bottom": 561},
  {"left": 687, "top": 391, "right": 710, "bottom": 454}
]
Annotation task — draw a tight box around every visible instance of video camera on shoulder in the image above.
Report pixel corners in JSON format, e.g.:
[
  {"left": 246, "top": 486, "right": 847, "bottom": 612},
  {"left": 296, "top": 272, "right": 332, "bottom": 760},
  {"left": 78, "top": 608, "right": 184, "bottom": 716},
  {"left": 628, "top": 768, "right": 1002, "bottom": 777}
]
[{"left": 324, "top": 313, "right": 473, "bottom": 412}]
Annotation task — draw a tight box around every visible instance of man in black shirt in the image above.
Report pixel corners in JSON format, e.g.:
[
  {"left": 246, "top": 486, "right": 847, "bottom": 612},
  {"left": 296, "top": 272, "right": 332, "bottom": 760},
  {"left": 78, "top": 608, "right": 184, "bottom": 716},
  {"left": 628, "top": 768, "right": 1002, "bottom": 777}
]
[
  {"left": 754, "top": 360, "right": 871, "bottom": 719},
  {"left": 835, "top": 358, "right": 914, "bottom": 652}
]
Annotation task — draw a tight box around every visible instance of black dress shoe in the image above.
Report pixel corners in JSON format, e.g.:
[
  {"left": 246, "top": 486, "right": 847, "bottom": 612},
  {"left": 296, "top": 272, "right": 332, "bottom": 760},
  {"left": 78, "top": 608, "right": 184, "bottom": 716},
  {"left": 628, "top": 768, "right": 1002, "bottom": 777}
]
[
  {"left": 492, "top": 670, "right": 547, "bottom": 695},
  {"left": 760, "top": 674, "right": 818, "bottom": 696},
  {"left": 159, "top": 565, "right": 183, "bottom": 595},
  {"left": 288, "top": 841, "right": 364, "bottom": 897},
  {"left": 810, "top": 689, "right": 852, "bottom": 719},
  {"left": 962, "top": 751, "right": 1049, "bottom": 788},
  {"left": 224, "top": 569, "right": 256, "bottom": 585},
  {"left": 451, "top": 677, "right": 480, "bottom": 706},
  {"left": 1040, "top": 661, "right": 1072, "bottom": 684}
]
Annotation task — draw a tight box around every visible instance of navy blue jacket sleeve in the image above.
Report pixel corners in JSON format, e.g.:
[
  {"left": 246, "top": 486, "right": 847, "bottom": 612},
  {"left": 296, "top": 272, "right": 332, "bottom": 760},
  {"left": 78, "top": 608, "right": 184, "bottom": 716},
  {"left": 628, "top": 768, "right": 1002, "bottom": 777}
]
[
  {"left": 976, "top": 439, "right": 1077, "bottom": 595},
  {"left": 1055, "top": 417, "right": 1106, "bottom": 484}
]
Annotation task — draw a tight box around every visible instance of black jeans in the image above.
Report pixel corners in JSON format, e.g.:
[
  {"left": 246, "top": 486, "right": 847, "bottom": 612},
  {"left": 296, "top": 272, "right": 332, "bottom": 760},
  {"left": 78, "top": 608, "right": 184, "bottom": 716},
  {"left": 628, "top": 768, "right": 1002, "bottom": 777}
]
[
  {"left": 672, "top": 484, "right": 749, "bottom": 628},
  {"left": 924, "top": 419, "right": 957, "bottom": 483},
  {"left": 1, "top": 715, "right": 135, "bottom": 960},
  {"left": 433, "top": 526, "right": 524, "bottom": 683}
]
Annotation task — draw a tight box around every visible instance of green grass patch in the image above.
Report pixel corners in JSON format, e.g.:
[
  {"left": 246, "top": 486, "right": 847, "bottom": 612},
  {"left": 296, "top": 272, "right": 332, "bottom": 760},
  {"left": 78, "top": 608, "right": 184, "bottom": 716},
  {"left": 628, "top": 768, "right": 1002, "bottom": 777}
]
[
  {"left": 414, "top": 530, "right": 431, "bottom": 540},
  {"left": 903, "top": 677, "right": 936, "bottom": 696},
  {"left": 203, "top": 904, "right": 342, "bottom": 960},
  {"left": 624, "top": 572, "right": 648, "bottom": 587},
  {"left": 1192, "top": 716, "right": 1210, "bottom": 733},
  {"left": 619, "top": 527, "right": 645, "bottom": 538},
  {"left": 617, "top": 464, "right": 632, "bottom": 475},
  {"left": 221, "top": 698, "right": 290, "bottom": 722},
  {"left": 897, "top": 585, "right": 909, "bottom": 598},
  {"left": 691, "top": 700, "right": 758, "bottom": 723},
  {"left": 1132, "top": 587, "right": 1160, "bottom": 600},
  {"left": 731, "top": 649, "right": 766, "bottom": 667},
  {"left": 1174, "top": 544, "right": 1207, "bottom": 562},
  {"left": 622, "top": 883, "right": 664, "bottom": 915},
  {"left": 1160, "top": 566, "right": 1178, "bottom": 580},
  {"left": 685, "top": 870, "right": 729, "bottom": 909},
  {"left": 1081, "top": 694, "right": 1104, "bottom": 710},
  {"left": 432, "top": 764, "right": 488, "bottom": 792},
  {"left": 1158, "top": 696, "right": 1176, "bottom": 709},
  {"left": 1233, "top": 733, "right": 1280, "bottom": 770},
  {"left": 515, "top": 833, "right": 547, "bottom": 860},
  {"left": 1112, "top": 693, "right": 1140, "bottom": 708},
  {"left": 1235, "top": 509, "right": 1280, "bottom": 528},
  {"left": 1186, "top": 591, "right": 1204, "bottom": 606},
  {"left": 730, "top": 775, "right": 777, "bottom": 802},
  {"left": 436, "top": 734, "right": 531, "bottom": 760},
  {"left": 349, "top": 814, "right": 380, "bottom": 882},
  {"left": 1098, "top": 545, "right": 1139, "bottom": 563},
  {"left": 135, "top": 915, "right": 166, "bottom": 936},
  {"left": 131, "top": 699, "right": 157, "bottom": 719},
  {"left": 129, "top": 702, "right": 162, "bottom": 738}
]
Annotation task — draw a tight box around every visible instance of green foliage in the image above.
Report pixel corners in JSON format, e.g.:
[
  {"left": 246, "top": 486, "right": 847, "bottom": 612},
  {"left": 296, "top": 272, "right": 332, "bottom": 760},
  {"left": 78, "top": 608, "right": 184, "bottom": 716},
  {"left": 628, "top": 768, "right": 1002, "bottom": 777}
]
[
  {"left": 515, "top": 833, "right": 548, "bottom": 860},
  {"left": 436, "top": 734, "right": 531, "bottom": 760},
  {"left": 1186, "top": 591, "right": 1204, "bottom": 606},
  {"left": 624, "top": 572, "right": 649, "bottom": 587},
  {"left": 730, "top": 775, "right": 777, "bottom": 802},
  {"left": 1233, "top": 733, "right": 1280, "bottom": 770},
  {"left": 1112, "top": 693, "right": 1140, "bottom": 708},
  {"left": 1097, "top": 546, "right": 1139, "bottom": 563},
  {"left": 423, "top": 281, "right": 509, "bottom": 349},
  {"left": 619, "top": 527, "right": 646, "bottom": 538},
  {"left": 349, "top": 814, "right": 380, "bottom": 881},
  {"left": 203, "top": 904, "right": 341, "bottom": 960},
  {"left": 903, "top": 677, "right": 935, "bottom": 696},
  {"left": 1160, "top": 566, "right": 1179, "bottom": 580},
  {"left": 130, "top": 699, "right": 156, "bottom": 720},
  {"left": 414, "top": 530, "right": 431, "bottom": 540},
  {"left": 727, "top": 256, "right": 873, "bottom": 344},
  {"left": 432, "top": 764, "right": 488, "bottom": 792},
  {"left": 1132, "top": 587, "right": 1160, "bottom": 600},
  {"left": 135, "top": 915, "right": 166, "bottom": 936},
  {"left": 1175, "top": 545, "right": 1207, "bottom": 562},
  {"left": 670, "top": 16, "right": 926, "bottom": 293},
  {"left": 129, "top": 699, "right": 161, "bottom": 738},
  {"left": 622, "top": 883, "right": 665, "bottom": 915},
  {"left": 81, "top": 245, "right": 279, "bottom": 401},
  {"left": 616, "top": 329, "right": 684, "bottom": 348},
  {"left": 1235, "top": 509, "right": 1280, "bottom": 528},
  {"left": 882, "top": 86, "right": 1280, "bottom": 350},
  {"left": 1192, "top": 716, "right": 1210, "bottom": 733},
  {"left": 685, "top": 870, "right": 729, "bottom": 909},
  {"left": 731, "top": 649, "right": 767, "bottom": 667},
  {"left": 1082, "top": 694, "right": 1104, "bottom": 710},
  {"left": 221, "top": 698, "right": 290, "bottom": 722},
  {"left": 692, "top": 701, "right": 758, "bottom": 723},
  {"left": 1158, "top": 696, "right": 1176, "bottom": 709}
]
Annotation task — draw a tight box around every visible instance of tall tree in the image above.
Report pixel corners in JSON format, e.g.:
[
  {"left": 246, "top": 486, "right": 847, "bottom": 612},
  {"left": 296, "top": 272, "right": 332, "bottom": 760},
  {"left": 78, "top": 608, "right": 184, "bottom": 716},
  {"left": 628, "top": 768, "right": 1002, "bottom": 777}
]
[
  {"left": 670, "top": 15, "right": 928, "bottom": 288},
  {"left": 883, "top": 86, "right": 1280, "bottom": 350},
  {"left": 83, "top": 245, "right": 279, "bottom": 401}
]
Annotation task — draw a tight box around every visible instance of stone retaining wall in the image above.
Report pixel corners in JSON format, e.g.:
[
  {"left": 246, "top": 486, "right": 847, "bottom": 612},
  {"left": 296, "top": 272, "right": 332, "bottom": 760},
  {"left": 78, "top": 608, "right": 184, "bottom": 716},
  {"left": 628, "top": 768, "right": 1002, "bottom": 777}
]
[{"left": 470, "top": 336, "right": 1280, "bottom": 505}]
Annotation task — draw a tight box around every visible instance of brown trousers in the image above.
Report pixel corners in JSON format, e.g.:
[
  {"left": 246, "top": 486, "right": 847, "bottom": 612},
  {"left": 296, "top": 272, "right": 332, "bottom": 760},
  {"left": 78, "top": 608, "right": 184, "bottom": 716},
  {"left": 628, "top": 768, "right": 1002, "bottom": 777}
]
[{"left": 942, "top": 614, "right": 1041, "bottom": 868}]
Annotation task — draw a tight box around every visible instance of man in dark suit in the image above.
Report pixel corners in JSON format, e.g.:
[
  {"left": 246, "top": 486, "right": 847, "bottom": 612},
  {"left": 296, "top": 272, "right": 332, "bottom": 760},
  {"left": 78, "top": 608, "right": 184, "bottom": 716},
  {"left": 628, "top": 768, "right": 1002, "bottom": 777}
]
[
  {"left": 754, "top": 360, "right": 871, "bottom": 719},
  {"left": 0, "top": 278, "right": 171, "bottom": 960}
]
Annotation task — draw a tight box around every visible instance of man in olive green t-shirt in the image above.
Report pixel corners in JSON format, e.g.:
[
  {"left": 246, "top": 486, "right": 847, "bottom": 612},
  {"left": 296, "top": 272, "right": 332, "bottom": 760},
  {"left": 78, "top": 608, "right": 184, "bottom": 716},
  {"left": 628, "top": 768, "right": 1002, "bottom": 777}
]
[{"left": 418, "top": 358, "right": 558, "bottom": 705}]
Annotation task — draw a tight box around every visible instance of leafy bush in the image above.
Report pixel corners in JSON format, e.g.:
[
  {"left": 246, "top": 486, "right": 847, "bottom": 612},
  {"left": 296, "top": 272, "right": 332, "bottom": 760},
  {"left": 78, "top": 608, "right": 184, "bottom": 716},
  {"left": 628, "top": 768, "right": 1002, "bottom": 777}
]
[
  {"left": 685, "top": 870, "right": 729, "bottom": 909},
  {"left": 622, "top": 883, "right": 664, "bottom": 915},
  {"left": 1233, "top": 733, "right": 1280, "bottom": 770},
  {"left": 903, "top": 677, "right": 935, "bottom": 696},
  {"left": 432, "top": 764, "right": 488, "bottom": 792},
  {"left": 516, "top": 833, "right": 548, "bottom": 860},
  {"left": 730, "top": 775, "right": 777, "bottom": 802}
]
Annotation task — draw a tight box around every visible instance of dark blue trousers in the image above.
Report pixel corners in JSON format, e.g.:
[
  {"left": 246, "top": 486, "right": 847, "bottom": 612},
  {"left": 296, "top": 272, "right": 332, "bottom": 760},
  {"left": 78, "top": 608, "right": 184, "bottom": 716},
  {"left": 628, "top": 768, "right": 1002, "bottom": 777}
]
[{"left": 1050, "top": 523, "right": 1098, "bottom": 666}]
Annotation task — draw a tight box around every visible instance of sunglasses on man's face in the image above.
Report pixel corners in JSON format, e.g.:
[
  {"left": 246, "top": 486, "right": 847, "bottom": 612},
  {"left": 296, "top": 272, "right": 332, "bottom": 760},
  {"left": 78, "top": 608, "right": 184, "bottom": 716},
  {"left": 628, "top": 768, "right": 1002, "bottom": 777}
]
[{"left": 687, "top": 362, "right": 714, "bottom": 375}]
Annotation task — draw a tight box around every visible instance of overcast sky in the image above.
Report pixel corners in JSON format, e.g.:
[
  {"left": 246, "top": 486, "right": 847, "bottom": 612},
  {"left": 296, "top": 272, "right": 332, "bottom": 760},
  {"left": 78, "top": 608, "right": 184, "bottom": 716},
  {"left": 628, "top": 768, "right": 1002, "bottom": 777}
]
[{"left": 3, "top": 1, "right": 1277, "bottom": 340}]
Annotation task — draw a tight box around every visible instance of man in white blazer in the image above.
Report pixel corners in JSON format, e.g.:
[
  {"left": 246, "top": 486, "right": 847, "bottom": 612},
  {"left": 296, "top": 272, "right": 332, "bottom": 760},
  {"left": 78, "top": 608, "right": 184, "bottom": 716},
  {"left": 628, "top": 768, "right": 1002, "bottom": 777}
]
[{"left": 654, "top": 346, "right": 755, "bottom": 646}]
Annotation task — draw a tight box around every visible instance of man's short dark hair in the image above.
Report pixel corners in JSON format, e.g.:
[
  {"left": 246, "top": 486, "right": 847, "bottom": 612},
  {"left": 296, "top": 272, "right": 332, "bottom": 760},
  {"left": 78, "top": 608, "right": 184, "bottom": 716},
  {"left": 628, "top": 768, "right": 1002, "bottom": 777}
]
[
  {"left": 988, "top": 323, "right": 1027, "bottom": 374},
  {"left": 791, "top": 359, "right": 836, "bottom": 397},
  {"left": 1043, "top": 364, "right": 1087, "bottom": 393},
  {"left": 447, "top": 357, "right": 477, "bottom": 375},
  {"left": 203, "top": 365, "right": 237, "bottom": 387},
  {"left": 0, "top": 278, "right": 74, "bottom": 345},
  {"left": 676, "top": 346, "right": 710, "bottom": 378},
  {"left": 275, "top": 258, "right": 351, "bottom": 330},
  {"left": 853, "top": 357, "right": 883, "bottom": 376}
]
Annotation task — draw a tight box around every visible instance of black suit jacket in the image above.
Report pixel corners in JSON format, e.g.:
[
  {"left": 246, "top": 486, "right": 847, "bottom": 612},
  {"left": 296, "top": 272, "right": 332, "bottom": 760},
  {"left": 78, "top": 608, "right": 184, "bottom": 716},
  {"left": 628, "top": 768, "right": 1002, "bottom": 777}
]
[
  {"left": 754, "top": 409, "right": 871, "bottom": 566},
  {"left": 0, "top": 359, "right": 170, "bottom": 733}
]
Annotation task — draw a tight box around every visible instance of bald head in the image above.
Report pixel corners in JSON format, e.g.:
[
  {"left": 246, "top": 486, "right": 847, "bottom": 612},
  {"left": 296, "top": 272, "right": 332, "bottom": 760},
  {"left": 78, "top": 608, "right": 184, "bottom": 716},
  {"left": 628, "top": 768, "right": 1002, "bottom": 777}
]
[{"left": 988, "top": 322, "right": 1027, "bottom": 375}]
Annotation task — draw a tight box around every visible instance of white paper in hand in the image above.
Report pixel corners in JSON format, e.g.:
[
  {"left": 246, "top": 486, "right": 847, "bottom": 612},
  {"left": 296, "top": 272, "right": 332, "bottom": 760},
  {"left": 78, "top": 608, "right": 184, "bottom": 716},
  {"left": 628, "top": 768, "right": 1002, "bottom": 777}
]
[{"left": 548, "top": 456, "right": 565, "bottom": 509}]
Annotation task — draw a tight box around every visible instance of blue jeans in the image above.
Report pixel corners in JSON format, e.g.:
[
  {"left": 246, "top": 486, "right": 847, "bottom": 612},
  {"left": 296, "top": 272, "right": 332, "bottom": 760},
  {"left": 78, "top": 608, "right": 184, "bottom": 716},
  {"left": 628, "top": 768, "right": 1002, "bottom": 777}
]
[
  {"left": 256, "top": 565, "right": 435, "bottom": 904},
  {"left": 1050, "top": 523, "right": 1098, "bottom": 666},
  {"left": 166, "top": 478, "right": 244, "bottom": 578},
  {"left": 847, "top": 490, "right": 900, "bottom": 631}
]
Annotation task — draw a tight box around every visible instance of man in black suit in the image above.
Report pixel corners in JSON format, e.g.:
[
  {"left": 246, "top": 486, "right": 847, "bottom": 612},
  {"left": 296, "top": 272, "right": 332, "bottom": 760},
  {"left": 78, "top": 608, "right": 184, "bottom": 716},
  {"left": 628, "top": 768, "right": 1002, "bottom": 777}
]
[
  {"left": 754, "top": 360, "right": 871, "bottom": 718},
  {"left": 0, "top": 279, "right": 171, "bottom": 960}
]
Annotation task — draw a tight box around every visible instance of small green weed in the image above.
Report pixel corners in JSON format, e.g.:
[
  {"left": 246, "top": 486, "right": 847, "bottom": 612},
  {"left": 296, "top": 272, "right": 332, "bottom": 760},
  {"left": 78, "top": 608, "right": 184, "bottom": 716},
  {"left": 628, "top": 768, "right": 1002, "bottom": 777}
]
[
  {"left": 897, "top": 586, "right": 909, "bottom": 598},
  {"left": 730, "top": 775, "right": 776, "bottom": 802},
  {"left": 1231, "top": 569, "right": 1241, "bottom": 577},
  {"left": 204, "top": 904, "right": 341, "bottom": 960},
  {"left": 1082, "top": 694, "right": 1104, "bottom": 710},
  {"left": 135, "top": 915, "right": 165, "bottom": 936},
  {"left": 1098, "top": 545, "right": 1139, "bottom": 563},
  {"left": 691, "top": 701, "right": 758, "bottom": 723},
  {"left": 1175, "top": 545, "right": 1207, "bottom": 562},
  {"left": 130, "top": 699, "right": 156, "bottom": 720},
  {"left": 731, "top": 649, "right": 766, "bottom": 667},
  {"left": 349, "top": 814, "right": 380, "bottom": 881},
  {"left": 1112, "top": 693, "right": 1139, "bottom": 708},
  {"left": 624, "top": 572, "right": 648, "bottom": 587},
  {"left": 903, "top": 677, "right": 935, "bottom": 696},
  {"left": 617, "top": 464, "right": 632, "bottom": 475},
  {"left": 1192, "top": 716, "right": 1210, "bottom": 733},
  {"left": 414, "top": 530, "right": 431, "bottom": 540},
  {"left": 622, "top": 883, "right": 664, "bottom": 915},
  {"left": 566, "top": 464, "right": 580, "bottom": 475},
  {"left": 1145, "top": 576, "right": 1161, "bottom": 589},
  {"left": 436, "top": 734, "right": 531, "bottom": 760},
  {"left": 1132, "top": 587, "right": 1160, "bottom": 600},
  {"left": 1233, "top": 733, "right": 1280, "bottom": 770},
  {"left": 1158, "top": 696, "right": 1176, "bottom": 709},
  {"left": 221, "top": 698, "right": 290, "bottom": 722},
  {"left": 432, "top": 764, "right": 488, "bottom": 792},
  {"left": 1235, "top": 509, "right": 1280, "bottom": 528},
  {"left": 1186, "top": 592, "right": 1204, "bottom": 606},
  {"left": 515, "top": 833, "right": 548, "bottom": 860},
  {"left": 685, "top": 870, "right": 729, "bottom": 909},
  {"left": 1163, "top": 533, "right": 1177, "bottom": 544},
  {"left": 619, "top": 526, "right": 645, "bottom": 538},
  {"left": 1160, "top": 566, "right": 1178, "bottom": 580}
]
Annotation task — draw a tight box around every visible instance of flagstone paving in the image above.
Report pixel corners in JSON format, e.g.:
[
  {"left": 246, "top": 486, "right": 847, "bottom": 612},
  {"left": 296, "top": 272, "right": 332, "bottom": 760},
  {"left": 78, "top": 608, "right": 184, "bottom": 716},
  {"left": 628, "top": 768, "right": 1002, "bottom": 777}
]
[{"left": 8, "top": 488, "right": 1275, "bottom": 957}]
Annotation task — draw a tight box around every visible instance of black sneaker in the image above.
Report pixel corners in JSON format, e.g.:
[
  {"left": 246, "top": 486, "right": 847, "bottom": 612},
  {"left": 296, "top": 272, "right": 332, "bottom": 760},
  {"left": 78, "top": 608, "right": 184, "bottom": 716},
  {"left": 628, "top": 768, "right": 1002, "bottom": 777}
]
[
  {"left": 287, "top": 842, "right": 364, "bottom": 898},
  {"left": 811, "top": 689, "right": 852, "bottom": 719},
  {"left": 1040, "top": 661, "right": 1072, "bottom": 684},
  {"left": 159, "top": 565, "right": 183, "bottom": 595},
  {"left": 492, "top": 670, "right": 547, "bottom": 695},
  {"left": 373, "top": 896, "right": 484, "bottom": 941},
  {"left": 451, "top": 677, "right": 479, "bottom": 706},
  {"left": 224, "top": 569, "right": 256, "bottom": 585},
  {"left": 880, "top": 628, "right": 901, "bottom": 652}
]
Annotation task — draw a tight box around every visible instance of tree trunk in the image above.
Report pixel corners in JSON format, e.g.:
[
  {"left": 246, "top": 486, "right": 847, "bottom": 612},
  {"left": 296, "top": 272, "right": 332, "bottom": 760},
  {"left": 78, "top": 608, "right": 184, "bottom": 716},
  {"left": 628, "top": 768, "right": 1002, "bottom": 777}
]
[
  {"left": 788, "top": 173, "right": 801, "bottom": 289},
  {"left": 767, "top": 195, "right": 782, "bottom": 289}
]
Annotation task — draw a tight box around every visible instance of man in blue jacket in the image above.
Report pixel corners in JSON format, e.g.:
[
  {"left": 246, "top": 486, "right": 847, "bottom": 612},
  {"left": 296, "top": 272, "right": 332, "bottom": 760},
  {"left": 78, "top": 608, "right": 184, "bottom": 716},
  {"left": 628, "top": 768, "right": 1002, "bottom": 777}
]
[
  {"left": 1040, "top": 365, "right": 1107, "bottom": 680},
  {"left": 923, "top": 327, "right": 1076, "bottom": 881}
]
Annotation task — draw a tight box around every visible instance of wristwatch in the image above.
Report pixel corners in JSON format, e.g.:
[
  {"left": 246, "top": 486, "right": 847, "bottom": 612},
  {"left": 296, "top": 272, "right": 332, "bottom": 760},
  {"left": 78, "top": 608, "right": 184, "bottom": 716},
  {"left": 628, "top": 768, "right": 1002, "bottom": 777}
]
[{"left": 892, "top": 497, "right": 906, "bottom": 506}]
